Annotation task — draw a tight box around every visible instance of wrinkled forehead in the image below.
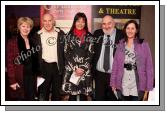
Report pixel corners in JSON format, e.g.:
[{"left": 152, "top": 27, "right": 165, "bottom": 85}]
[{"left": 102, "top": 15, "right": 114, "bottom": 24}]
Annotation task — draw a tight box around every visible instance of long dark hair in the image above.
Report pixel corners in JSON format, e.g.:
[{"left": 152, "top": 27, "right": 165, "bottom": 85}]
[
  {"left": 123, "top": 20, "right": 141, "bottom": 43},
  {"left": 69, "top": 12, "right": 89, "bottom": 34}
]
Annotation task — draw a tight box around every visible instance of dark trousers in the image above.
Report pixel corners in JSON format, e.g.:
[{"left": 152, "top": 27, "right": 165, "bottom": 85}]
[
  {"left": 39, "top": 60, "right": 62, "bottom": 101},
  {"left": 69, "top": 94, "right": 87, "bottom": 101},
  {"left": 123, "top": 96, "right": 138, "bottom": 101},
  {"left": 122, "top": 91, "right": 146, "bottom": 101},
  {"left": 94, "top": 70, "right": 117, "bottom": 101},
  {"left": 23, "top": 63, "right": 35, "bottom": 101}
]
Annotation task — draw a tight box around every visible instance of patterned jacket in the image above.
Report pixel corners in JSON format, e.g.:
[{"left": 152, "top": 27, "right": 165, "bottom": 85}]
[{"left": 62, "top": 32, "right": 95, "bottom": 95}]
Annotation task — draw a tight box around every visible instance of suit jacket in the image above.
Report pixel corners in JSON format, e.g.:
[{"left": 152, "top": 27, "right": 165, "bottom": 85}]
[{"left": 92, "top": 28, "right": 123, "bottom": 71}]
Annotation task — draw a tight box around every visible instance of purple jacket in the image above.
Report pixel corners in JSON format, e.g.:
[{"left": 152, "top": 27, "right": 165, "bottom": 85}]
[{"left": 110, "top": 39, "right": 154, "bottom": 92}]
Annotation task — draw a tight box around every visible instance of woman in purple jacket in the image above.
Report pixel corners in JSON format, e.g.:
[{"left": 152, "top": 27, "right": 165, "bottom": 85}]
[{"left": 110, "top": 20, "right": 154, "bottom": 101}]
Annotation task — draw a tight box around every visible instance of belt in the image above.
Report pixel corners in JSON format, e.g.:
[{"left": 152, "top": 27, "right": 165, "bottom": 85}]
[
  {"left": 124, "top": 63, "right": 137, "bottom": 70},
  {"left": 42, "top": 59, "right": 57, "bottom": 65}
]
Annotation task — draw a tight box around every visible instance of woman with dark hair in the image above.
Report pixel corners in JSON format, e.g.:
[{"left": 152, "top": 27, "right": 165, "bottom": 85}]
[
  {"left": 110, "top": 20, "right": 154, "bottom": 101},
  {"left": 62, "top": 12, "right": 94, "bottom": 101}
]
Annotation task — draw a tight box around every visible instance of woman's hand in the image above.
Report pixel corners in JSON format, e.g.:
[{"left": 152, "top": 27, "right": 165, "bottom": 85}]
[
  {"left": 10, "top": 83, "right": 20, "bottom": 90},
  {"left": 75, "top": 68, "right": 84, "bottom": 76},
  {"left": 143, "top": 91, "right": 149, "bottom": 101}
]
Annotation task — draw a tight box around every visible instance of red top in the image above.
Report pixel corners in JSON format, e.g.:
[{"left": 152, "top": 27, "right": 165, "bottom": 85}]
[{"left": 73, "top": 28, "right": 86, "bottom": 44}]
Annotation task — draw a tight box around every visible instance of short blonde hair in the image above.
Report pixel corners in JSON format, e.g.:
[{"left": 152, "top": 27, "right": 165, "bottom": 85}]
[{"left": 17, "top": 17, "right": 34, "bottom": 29}]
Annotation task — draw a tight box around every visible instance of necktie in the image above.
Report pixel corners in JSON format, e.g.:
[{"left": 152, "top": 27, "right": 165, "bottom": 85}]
[{"left": 103, "top": 35, "right": 110, "bottom": 72}]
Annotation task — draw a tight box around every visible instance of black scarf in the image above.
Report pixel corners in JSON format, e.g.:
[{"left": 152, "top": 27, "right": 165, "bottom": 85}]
[{"left": 17, "top": 34, "right": 32, "bottom": 64}]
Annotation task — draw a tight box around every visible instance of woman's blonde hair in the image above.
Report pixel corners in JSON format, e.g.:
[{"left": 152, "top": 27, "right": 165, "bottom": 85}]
[{"left": 17, "top": 17, "right": 34, "bottom": 30}]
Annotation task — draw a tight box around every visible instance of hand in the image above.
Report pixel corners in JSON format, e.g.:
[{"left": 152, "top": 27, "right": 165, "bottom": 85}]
[
  {"left": 10, "top": 83, "right": 20, "bottom": 90},
  {"left": 75, "top": 68, "right": 84, "bottom": 76},
  {"left": 112, "top": 86, "right": 116, "bottom": 91},
  {"left": 143, "top": 91, "right": 149, "bottom": 101}
]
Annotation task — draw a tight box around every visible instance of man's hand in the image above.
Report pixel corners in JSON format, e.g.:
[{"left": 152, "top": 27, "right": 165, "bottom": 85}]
[{"left": 112, "top": 86, "right": 116, "bottom": 91}]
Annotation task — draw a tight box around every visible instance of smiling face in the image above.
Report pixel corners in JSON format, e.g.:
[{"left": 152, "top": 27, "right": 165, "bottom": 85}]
[
  {"left": 126, "top": 23, "right": 137, "bottom": 39},
  {"left": 75, "top": 17, "right": 85, "bottom": 30},
  {"left": 19, "top": 22, "right": 31, "bottom": 37},
  {"left": 102, "top": 15, "right": 115, "bottom": 35},
  {"left": 43, "top": 14, "right": 54, "bottom": 32}
]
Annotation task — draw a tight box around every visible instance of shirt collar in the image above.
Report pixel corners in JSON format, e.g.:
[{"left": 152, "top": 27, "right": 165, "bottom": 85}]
[{"left": 38, "top": 27, "right": 60, "bottom": 35}]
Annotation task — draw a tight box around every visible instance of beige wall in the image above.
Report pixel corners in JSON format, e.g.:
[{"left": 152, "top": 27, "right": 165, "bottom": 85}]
[{"left": 140, "top": 5, "right": 155, "bottom": 68}]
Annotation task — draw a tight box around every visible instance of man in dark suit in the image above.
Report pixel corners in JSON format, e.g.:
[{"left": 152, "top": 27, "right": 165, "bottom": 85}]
[{"left": 93, "top": 15, "right": 123, "bottom": 101}]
